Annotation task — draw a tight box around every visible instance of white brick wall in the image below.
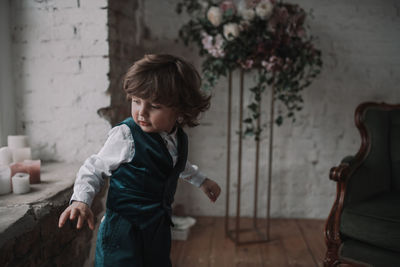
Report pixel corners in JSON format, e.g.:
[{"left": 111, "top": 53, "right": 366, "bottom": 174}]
[
  {"left": 10, "top": 0, "right": 110, "bottom": 163},
  {"left": 0, "top": 1, "right": 16, "bottom": 146}
]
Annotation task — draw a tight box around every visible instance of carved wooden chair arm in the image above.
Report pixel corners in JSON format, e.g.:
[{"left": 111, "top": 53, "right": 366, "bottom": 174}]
[{"left": 329, "top": 156, "right": 355, "bottom": 182}]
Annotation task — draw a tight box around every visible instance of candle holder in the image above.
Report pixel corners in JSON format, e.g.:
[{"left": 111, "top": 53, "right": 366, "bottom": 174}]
[{"left": 224, "top": 69, "right": 275, "bottom": 245}]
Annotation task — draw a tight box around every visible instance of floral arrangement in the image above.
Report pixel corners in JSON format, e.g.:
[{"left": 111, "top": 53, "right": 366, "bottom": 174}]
[{"left": 176, "top": 0, "right": 322, "bottom": 138}]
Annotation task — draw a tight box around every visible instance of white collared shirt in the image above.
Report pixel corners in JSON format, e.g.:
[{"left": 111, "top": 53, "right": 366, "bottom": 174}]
[{"left": 70, "top": 124, "right": 206, "bottom": 207}]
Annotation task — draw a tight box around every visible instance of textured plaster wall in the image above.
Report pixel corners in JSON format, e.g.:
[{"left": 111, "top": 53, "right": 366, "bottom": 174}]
[
  {"left": 140, "top": 0, "right": 400, "bottom": 218},
  {"left": 10, "top": 0, "right": 110, "bottom": 163}
]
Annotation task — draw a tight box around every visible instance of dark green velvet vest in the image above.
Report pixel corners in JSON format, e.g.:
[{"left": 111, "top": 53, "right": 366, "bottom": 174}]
[{"left": 106, "top": 118, "right": 188, "bottom": 229}]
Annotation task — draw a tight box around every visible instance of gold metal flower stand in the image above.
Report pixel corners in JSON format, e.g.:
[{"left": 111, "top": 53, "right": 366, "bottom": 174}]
[{"left": 224, "top": 69, "right": 275, "bottom": 245}]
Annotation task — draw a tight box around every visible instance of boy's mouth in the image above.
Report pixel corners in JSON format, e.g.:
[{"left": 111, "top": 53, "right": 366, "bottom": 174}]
[{"left": 138, "top": 121, "right": 150, "bottom": 127}]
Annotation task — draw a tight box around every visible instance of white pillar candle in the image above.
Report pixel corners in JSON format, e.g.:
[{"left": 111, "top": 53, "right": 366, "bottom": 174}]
[
  {"left": 0, "top": 166, "right": 12, "bottom": 195},
  {"left": 12, "top": 147, "right": 32, "bottom": 163},
  {"left": 8, "top": 135, "right": 29, "bottom": 149},
  {"left": 12, "top": 172, "right": 30, "bottom": 194},
  {"left": 0, "top": 147, "right": 13, "bottom": 165}
]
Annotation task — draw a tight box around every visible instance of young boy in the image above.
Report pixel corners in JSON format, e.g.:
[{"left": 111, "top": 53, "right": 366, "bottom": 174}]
[{"left": 58, "top": 54, "right": 221, "bottom": 267}]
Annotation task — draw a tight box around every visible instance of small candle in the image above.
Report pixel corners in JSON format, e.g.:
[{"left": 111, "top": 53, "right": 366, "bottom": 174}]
[
  {"left": 23, "top": 160, "right": 41, "bottom": 184},
  {"left": 0, "top": 166, "right": 12, "bottom": 195},
  {"left": 0, "top": 147, "right": 13, "bottom": 165},
  {"left": 12, "top": 173, "right": 30, "bottom": 194},
  {"left": 10, "top": 162, "right": 26, "bottom": 191},
  {"left": 12, "top": 147, "right": 32, "bottom": 163},
  {"left": 10, "top": 162, "right": 27, "bottom": 177},
  {"left": 10, "top": 160, "right": 41, "bottom": 184},
  {"left": 8, "top": 135, "right": 29, "bottom": 149}
]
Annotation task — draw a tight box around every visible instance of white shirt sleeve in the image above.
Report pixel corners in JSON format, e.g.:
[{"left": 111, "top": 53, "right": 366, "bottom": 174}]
[
  {"left": 70, "top": 124, "right": 134, "bottom": 207},
  {"left": 179, "top": 160, "right": 207, "bottom": 187}
]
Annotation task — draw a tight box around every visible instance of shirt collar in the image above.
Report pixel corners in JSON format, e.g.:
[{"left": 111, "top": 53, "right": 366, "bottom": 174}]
[{"left": 159, "top": 126, "right": 178, "bottom": 139}]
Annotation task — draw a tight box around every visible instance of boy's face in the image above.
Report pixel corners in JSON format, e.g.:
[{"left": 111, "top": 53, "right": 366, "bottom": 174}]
[{"left": 131, "top": 96, "right": 179, "bottom": 133}]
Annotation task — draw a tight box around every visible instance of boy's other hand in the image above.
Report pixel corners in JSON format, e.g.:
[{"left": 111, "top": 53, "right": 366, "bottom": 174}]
[
  {"left": 200, "top": 178, "right": 221, "bottom": 202},
  {"left": 58, "top": 201, "right": 94, "bottom": 230}
]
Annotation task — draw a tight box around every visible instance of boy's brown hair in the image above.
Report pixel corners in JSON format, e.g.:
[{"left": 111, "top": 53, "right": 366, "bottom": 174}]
[{"left": 123, "top": 54, "right": 211, "bottom": 127}]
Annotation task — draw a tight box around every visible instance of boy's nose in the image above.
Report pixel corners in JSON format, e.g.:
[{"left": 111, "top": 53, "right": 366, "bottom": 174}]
[{"left": 138, "top": 106, "right": 148, "bottom": 117}]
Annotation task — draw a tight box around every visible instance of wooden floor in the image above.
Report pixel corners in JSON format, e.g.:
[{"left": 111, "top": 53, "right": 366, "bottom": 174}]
[{"left": 171, "top": 217, "right": 326, "bottom": 267}]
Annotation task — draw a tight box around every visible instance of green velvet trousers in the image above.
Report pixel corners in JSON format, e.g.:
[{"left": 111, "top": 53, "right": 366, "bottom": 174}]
[{"left": 95, "top": 209, "right": 172, "bottom": 267}]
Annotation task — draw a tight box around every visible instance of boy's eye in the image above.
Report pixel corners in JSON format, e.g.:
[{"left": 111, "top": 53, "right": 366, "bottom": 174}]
[
  {"left": 132, "top": 99, "right": 140, "bottom": 104},
  {"left": 150, "top": 104, "right": 161, "bottom": 109}
]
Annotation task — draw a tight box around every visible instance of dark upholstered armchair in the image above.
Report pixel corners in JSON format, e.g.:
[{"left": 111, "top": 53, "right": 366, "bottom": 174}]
[{"left": 324, "top": 102, "right": 400, "bottom": 267}]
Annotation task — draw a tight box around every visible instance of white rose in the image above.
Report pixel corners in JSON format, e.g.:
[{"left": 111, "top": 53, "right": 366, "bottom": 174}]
[
  {"left": 240, "top": 8, "right": 255, "bottom": 21},
  {"left": 223, "top": 23, "right": 240, "bottom": 41},
  {"left": 207, "top": 6, "right": 223, "bottom": 27},
  {"left": 237, "top": 0, "right": 255, "bottom": 21},
  {"left": 256, "top": 0, "right": 274, "bottom": 19}
]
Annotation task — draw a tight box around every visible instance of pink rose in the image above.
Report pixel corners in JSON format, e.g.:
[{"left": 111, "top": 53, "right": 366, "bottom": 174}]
[
  {"left": 220, "top": 0, "right": 236, "bottom": 15},
  {"left": 240, "top": 59, "right": 254, "bottom": 69},
  {"left": 261, "top": 60, "right": 273, "bottom": 71},
  {"left": 262, "top": 56, "right": 283, "bottom": 72},
  {"left": 282, "top": 58, "right": 293, "bottom": 71},
  {"left": 201, "top": 32, "right": 214, "bottom": 51},
  {"left": 201, "top": 32, "right": 225, "bottom": 58}
]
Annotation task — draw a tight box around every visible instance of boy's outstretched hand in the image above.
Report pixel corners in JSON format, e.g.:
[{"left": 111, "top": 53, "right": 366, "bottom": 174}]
[
  {"left": 58, "top": 201, "right": 95, "bottom": 230},
  {"left": 200, "top": 178, "right": 221, "bottom": 202}
]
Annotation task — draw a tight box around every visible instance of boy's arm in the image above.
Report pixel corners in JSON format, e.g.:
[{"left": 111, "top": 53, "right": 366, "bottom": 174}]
[
  {"left": 59, "top": 125, "right": 134, "bottom": 230},
  {"left": 58, "top": 201, "right": 95, "bottom": 230},
  {"left": 179, "top": 161, "right": 221, "bottom": 202},
  {"left": 70, "top": 124, "right": 135, "bottom": 207},
  {"left": 179, "top": 161, "right": 207, "bottom": 187},
  {"left": 199, "top": 178, "right": 221, "bottom": 202}
]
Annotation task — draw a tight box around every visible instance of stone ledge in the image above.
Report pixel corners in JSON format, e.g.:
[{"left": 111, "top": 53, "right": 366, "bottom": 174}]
[
  {"left": 0, "top": 162, "right": 80, "bottom": 248},
  {"left": 0, "top": 162, "right": 106, "bottom": 267}
]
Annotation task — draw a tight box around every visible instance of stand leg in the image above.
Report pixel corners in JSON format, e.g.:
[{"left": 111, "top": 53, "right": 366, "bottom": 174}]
[
  {"left": 225, "top": 70, "right": 232, "bottom": 238},
  {"left": 235, "top": 69, "right": 244, "bottom": 243},
  {"left": 266, "top": 86, "right": 275, "bottom": 240},
  {"left": 253, "top": 100, "right": 261, "bottom": 228}
]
